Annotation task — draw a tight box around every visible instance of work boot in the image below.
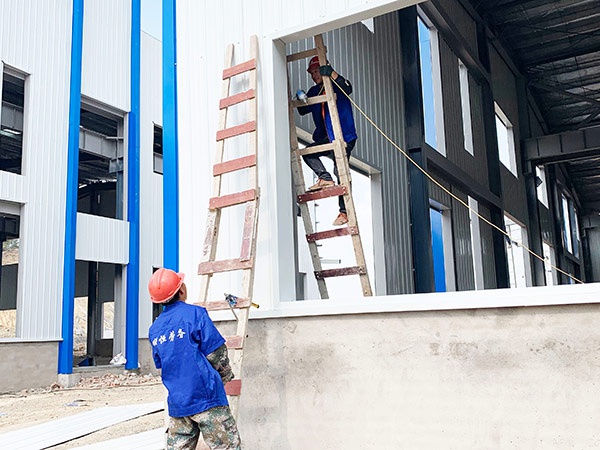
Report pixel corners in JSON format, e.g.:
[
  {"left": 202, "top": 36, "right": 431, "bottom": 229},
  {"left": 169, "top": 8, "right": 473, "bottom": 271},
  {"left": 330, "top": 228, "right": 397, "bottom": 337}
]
[
  {"left": 332, "top": 212, "right": 348, "bottom": 226},
  {"left": 307, "top": 178, "right": 335, "bottom": 191}
]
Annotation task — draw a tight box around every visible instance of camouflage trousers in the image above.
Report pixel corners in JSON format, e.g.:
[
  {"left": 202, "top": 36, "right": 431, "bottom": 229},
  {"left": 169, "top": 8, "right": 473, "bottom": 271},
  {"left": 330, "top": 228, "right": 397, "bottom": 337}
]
[{"left": 167, "top": 406, "right": 242, "bottom": 450}]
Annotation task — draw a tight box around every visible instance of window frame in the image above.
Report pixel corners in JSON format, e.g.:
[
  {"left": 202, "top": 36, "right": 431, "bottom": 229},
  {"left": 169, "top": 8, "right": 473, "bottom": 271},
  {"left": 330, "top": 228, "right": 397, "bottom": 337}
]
[
  {"left": 417, "top": 14, "right": 446, "bottom": 156},
  {"left": 494, "top": 104, "right": 518, "bottom": 177},
  {"left": 458, "top": 60, "right": 474, "bottom": 155}
]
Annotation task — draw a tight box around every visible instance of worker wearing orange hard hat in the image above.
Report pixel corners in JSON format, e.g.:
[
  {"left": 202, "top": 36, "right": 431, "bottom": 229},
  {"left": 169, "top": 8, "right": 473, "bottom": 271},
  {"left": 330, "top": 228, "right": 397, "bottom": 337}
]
[
  {"left": 148, "top": 268, "right": 241, "bottom": 449},
  {"left": 297, "top": 55, "right": 358, "bottom": 226}
]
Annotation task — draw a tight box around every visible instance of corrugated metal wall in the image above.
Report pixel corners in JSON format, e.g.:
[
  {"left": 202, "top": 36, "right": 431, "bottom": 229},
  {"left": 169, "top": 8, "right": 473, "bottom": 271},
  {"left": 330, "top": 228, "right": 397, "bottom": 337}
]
[
  {"left": 0, "top": 0, "right": 73, "bottom": 339},
  {"left": 288, "top": 14, "right": 414, "bottom": 294},
  {"left": 478, "top": 203, "right": 497, "bottom": 288},
  {"left": 451, "top": 187, "right": 475, "bottom": 290}
]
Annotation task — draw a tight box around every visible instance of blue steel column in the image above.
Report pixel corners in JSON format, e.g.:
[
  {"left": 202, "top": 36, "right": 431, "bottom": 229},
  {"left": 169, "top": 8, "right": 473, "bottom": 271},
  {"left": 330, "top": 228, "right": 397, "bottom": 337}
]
[
  {"left": 58, "top": 0, "right": 84, "bottom": 374},
  {"left": 163, "top": 0, "right": 179, "bottom": 271},
  {"left": 125, "top": 0, "right": 141, "bottom": 370}
]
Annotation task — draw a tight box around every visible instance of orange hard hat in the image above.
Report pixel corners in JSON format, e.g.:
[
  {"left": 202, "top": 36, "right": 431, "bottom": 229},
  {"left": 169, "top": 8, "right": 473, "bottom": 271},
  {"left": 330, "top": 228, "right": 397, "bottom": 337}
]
[
  {"left": 148, "top": 268, "right": 185, "bottom": 304},
  {"left": 307, "top": 56, "right": 320, "bottom": 73}
]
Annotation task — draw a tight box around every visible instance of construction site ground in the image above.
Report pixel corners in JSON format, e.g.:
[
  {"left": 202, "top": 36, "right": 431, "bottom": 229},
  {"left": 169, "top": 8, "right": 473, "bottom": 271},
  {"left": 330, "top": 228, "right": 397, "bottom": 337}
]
[{"left": 0, "top": 373, "right": 166, "bottom": 448}]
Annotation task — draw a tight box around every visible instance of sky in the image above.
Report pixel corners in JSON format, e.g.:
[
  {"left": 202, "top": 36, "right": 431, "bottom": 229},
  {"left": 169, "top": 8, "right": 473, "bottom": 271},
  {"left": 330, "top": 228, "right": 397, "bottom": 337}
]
[{"left": 141, "top": 0, "right": 162, "bottom": 40}]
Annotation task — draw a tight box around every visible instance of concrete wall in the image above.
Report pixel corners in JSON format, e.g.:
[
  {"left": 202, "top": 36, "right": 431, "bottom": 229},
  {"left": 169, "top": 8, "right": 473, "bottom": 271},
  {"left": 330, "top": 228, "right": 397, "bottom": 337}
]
[
  {"left": 0, "top": 342, "right": 58, "bottom": 392},
  {"left": 203, "top": 302, "right": 600, "bottom": 449}
]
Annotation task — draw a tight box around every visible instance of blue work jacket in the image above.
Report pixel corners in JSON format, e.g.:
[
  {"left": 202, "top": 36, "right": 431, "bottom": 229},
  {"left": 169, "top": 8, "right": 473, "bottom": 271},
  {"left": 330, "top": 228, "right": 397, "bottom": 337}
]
[
  {"left": 299, "top": 74, "right": 358, "bottom": 144},
  {"left": 149, "top": 301, "right": 228, "bottom": 417}
]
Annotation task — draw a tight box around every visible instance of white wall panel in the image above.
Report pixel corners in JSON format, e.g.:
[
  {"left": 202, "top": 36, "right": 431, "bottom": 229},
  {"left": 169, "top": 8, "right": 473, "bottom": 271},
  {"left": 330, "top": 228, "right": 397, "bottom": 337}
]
[
  {"left": 75, "top": 213, "right": 129, "bottom": 264},
  {"left": 139, "top": 33, "right": 163, "bottom": 331},
  {"left": 176, "top": 0, "right": 422, "bottom": 306},
  {"left": 1, "top": 0, "right": 72, "bottom": 339},
  {"left": 82, "top": 0, "right": 130, "bottom": 111}
]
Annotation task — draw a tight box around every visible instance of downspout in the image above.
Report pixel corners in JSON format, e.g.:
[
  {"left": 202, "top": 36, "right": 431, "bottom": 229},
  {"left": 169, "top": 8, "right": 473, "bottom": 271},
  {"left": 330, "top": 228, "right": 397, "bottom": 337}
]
[
  {"left": 58, "top": 0, "right": 84, "bottom": 375},
  {"left": 163, "top": 0, "right": 179, "bottom": 270},
  {"left": 125, "top": 0, "right": 141, "bottom": 370}
]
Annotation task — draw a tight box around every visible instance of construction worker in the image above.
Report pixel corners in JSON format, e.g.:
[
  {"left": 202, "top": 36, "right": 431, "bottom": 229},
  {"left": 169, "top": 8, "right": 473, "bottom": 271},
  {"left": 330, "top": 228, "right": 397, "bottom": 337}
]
[
  {"left": 148, "top": 268, "right": 242, "bottom": 450},
  {"left": 298, "top": 55, "right": 358, "bottom": 226}
]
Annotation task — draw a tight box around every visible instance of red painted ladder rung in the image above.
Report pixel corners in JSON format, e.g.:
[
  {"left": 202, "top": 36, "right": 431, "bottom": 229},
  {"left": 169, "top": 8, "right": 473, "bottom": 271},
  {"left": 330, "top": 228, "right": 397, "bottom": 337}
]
[
  {"left": 219, "top": 89, "right": 255, "bottom": 109},
  {"left": 225, "top": 379, "right": 242, "bottom": 396},
  {"left": 222, "top": 59, "right": 256, "bottom": 79},
  {"left": 195, "top": 297, "right": 253, "bottom": 311},
  {"left": 216, "top": 121, "right": 256, "bottom": 141},
  {"left": 209, "top": 189, "right": 256, "bottom": 210},
  {"left": 315, "top": 266, "right": 367, "bottom": 280},
  {"left": 225, "top": 335, "right": 244, "bottom": 349},
  {"left": 213, "top": 155, "right": 257, "bottom": 176},
  {"left": 297, "top": 185, "right": 347, "bottom": 203},
  {"left": 198, "top": 258, "right": 254, "bottom": 275},
  {"left": 306, "top": 226, "right": 358, "bottom": 243}
]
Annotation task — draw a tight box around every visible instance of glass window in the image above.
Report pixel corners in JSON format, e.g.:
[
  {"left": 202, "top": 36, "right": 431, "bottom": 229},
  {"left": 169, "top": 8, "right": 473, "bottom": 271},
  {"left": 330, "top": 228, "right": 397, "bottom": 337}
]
[
  {"left": 418, "top": 16, "right": 445, "bottom": 155},
  {"left": 495, "top": 105, "right": 517, "bottom": 176},
  {"left": 536, "top": 166, "right": 549, "bottom": 208},
  {"left": 153, "top": 125, "right": 163, "bottom": 174},
  {"left": 561, "top": 193, "right": 573, "bottom": 254},
  {"left": 458, "top": 61, "right": 473, "bottom": 155},
  {"left": 0, "top": 212, "right": 20, "bottom": 339}
]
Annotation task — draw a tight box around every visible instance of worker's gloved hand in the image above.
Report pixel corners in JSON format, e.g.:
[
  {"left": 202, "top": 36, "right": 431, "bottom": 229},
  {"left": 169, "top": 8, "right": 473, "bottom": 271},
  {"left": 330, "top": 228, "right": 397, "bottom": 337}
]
[{"left": 319, "top": 65, "right": 334, "bottom": 77}]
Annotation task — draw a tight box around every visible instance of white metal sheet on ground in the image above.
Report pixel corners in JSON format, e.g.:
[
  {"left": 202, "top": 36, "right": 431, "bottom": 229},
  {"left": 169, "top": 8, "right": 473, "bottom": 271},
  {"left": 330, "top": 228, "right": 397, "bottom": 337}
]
[
  {"left": 0, "top": 402, "right": 163, "bottom": 450},
  {"left": 73, "top": 427, "right": 166, "bottom": 449}
]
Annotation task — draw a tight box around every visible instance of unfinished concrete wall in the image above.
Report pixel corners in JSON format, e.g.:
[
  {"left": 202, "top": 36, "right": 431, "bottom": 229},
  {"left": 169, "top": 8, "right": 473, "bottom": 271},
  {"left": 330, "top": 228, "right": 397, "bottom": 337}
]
[
  {"left": 212, "top": 304, "right": 600, "bottom": 449},
  {"left": 0, "top": 342, "right": 58, "bottom": 392}
]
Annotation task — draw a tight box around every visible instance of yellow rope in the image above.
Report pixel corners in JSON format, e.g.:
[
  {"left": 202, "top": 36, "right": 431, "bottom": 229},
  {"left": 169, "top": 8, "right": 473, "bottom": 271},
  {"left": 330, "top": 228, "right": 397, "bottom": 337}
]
[{"left": 329, "top": 77, "right": 583, "bottom": 284}]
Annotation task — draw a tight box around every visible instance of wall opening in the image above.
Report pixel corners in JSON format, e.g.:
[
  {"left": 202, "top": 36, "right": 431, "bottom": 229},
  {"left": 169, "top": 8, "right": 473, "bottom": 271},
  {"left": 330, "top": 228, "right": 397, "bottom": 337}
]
[
  {"left": 78, "top": 104, "right": 124, "bottom": 219},
  {"left": 0, "top": 68, "right": 26, "bottom": 175},
  {"left": 504, "top": 215, "right": 530, "bottom": 288},
  {"left": 74, "top": 261, "right": 123, "bottom": 367},
  {"left": 0, "top": 213, "right": 20, "bottom": 338}
]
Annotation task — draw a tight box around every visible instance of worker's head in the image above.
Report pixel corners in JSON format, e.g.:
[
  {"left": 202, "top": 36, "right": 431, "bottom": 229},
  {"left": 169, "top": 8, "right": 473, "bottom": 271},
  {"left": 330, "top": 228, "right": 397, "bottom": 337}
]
[
  {"left": 148, "top": 268, "right": 187, "bottom": 304},
  {"left": 307, "top": 56, "right": 322, "bottom": 85}
]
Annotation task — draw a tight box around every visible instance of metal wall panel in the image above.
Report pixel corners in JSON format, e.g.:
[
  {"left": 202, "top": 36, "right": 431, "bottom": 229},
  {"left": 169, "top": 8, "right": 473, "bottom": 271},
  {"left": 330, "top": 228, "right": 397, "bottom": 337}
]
[
  {"left": 451, "top": 187, "right": 475, "bottom": 291},
  {"left": 75, "top": 213, "right": 129, "bottom": 264},
  {"left": 438, "top": 36, "right": 489, "bottom": 189},
  {"left": 478, "top": 203, "right": 497, "bottom": 288},
  {"left": 176, "top": 1, "right": 422, "bottom": 301},
  {"left": 138, "top": 33, "right": 163, "bottom": 330},
  {"left": 288, "top": 15, "right": 414, "bottom": 294},
  {"left": 1, "top": 0, "right": 73, "bottom": 339},
  {"left": 436, "top": 0, "right": 478, "bottom": 55},
  {"left": 82, "top": 0, "right": 130, "bottom": 111},
  {"left": 489, "top": 46, "right": 529, "bottom": 225}
]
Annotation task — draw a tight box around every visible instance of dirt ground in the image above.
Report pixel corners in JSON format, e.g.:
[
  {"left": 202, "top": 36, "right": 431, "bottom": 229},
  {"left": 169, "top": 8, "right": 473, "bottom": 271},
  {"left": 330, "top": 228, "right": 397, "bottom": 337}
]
[{"left": 0, "top": 373, "right": 167, "bottom": 448}]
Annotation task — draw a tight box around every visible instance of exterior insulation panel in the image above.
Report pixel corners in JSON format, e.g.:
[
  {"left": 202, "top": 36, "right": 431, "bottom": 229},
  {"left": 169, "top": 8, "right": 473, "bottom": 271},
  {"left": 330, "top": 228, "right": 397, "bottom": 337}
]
[
  {"left": 82, "top": 0, "right": 131, "bottom": 112},
  {"left": 451, "top": 187, "right": 475, "bottom": 291},
  {"left": 176, "top": 0, "right": 423, "bottom": 305},
  {"left": 0, "top": 0, "right": 73, "bottom": 339},
  {"left": 138, "top": 33, "right": 163, "bottom": 331},
  {"left": 288, "top": 14, "right": 413, "bottom": 295}
]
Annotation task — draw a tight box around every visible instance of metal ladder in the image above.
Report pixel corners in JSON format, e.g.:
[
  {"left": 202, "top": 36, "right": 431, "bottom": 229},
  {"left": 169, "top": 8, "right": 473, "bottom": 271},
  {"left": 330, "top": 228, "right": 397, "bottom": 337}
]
[
  {"left": 194, "top": 35, "right": 259, "bottom": 418},
  {"left": 287, "top": 34, "right": 372, "bottom": 299}
]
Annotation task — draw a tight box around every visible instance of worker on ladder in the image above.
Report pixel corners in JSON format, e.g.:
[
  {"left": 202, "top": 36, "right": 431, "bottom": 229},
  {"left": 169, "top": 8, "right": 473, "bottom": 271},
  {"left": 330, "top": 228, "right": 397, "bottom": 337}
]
[
  {"left": 148, "top": 268, "right": 242, "bottom": 450},
  {"left": 298, "top": 56, "right": 358, "bottom": 226}
]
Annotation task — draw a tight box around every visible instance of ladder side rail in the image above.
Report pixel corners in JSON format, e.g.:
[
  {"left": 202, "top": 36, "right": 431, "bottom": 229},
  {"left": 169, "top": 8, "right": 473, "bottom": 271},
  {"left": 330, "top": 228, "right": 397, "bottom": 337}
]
[
  {"left": 314, "top": 35, "right": 373, "bottom": 296},
  {"left": 199, "top": 44, "right": 236, "bottom": 303},
  {"left": 230, "top": 35, "right": 260, "bottom": 419},
  {"left": 287, "top": 79, "right": 329, "bottom": 298}
]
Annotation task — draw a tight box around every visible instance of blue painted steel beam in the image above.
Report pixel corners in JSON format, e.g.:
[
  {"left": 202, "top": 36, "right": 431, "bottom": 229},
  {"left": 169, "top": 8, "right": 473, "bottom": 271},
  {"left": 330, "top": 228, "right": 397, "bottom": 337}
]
[
  {"left": 125, "top": 0, "right": 141, "bottom": 370},
  {"left": 58, "top": 0, "right": 84, "bottom": 374},
  {"left": 162, "top": 0, "right": 179, "bottom": 271}
]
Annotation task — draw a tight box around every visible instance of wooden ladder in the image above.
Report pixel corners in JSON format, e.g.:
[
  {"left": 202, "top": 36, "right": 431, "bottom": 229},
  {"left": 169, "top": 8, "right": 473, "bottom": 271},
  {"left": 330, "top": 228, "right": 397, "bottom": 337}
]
[
  {"left": 194, "top": 35, "right": 259, "bottom": 419},
  {"left": 287, "top": 34, "right": 372, "bottom": 299}
]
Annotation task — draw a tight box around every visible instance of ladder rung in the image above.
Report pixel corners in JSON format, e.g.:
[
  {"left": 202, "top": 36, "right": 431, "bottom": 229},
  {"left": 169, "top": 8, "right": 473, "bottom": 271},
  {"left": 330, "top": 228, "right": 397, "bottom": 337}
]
[
  {"left": 198, "top": 258, "right": 254, "bottom": 275},
  {"left": 220, "top": 89, "right": 255, "bottom": 109},
  {"left": 298, "top": 141, "right": 335, "bottom": 157},
  {"left": 286, "top": 48, "right": 318, "bottom": 63},
  {"left": 216, "top": 121, "right": 256, "bottom": 141},
  {"left": 223, "top": 59, "right": 256, "bottom": 79},
  {"left": 225, "top": 379, "right": 242, "bottom": 396},
  {"left": 297, "top": 185, "right": 347, "bottom": 203},
  {"left": 196, "top": 297, "right": 253, "bottom": 311},
  {"left": 291, "top": 94, "right": 327, "bottom": 109},
  {"left": 209, "top": 189, "right": 257, "bottom": 210},
  {"left": 225, "top": 335, "right": 243, "bottom": 349},
  {"left": 306, "top": 226, "right": 359, "bottom": 243},
  {"left": 315, "top": 266, "right": 367, "bottom": 280},
  {"left": 213, "top": 155, "right": 257, "bottom": 176}
]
